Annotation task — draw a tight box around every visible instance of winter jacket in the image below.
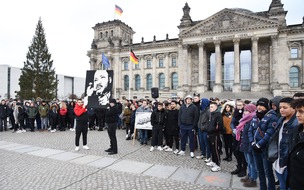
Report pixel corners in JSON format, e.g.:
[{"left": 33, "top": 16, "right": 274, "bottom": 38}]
[
  {"left": 59, "top": 108, "right": 67, "bottom": 116},
  {"left": 223, "top": 113, "right": 233, "bottom": 134},
  {"left": 248, "top": 109, "right": 278, "bottom": 148},
  {"left": 208, "top": 110, "right": 223, "bottom": 136},
  {"left": 178, "top": 103, "right": 198, "bottom": 128},
  {"left": 165, "top": 109, "right": 179, "bottom": 135},
  {"left": 240, "top": 121, "right": 253, "bottom": 153},
  {"left": 123, "top": 107, "right": 132, "bottom": 124},
  {"left": 287, "top": 124, "right": 304, "bottom": 189},
  {"left": 150, "top": 108, "right": 167, "bottom": 128},
  {"left": 27, "top": 106, "right": 38, "bottom": 119},
  {"left": 38, "top": 104, "right": 49, "bottom": 117},
  {"left": 0, "top": 104, "right": 9, "bottom": 119},
  {"left": 105, "top": 105, "right": 118, "bottom": 124},
  {"left": 74, "top": 104, "right": 88, "bottom": 126},
  {"left": 267, "top": 114, "right": 298, "bottom": 166},
  {"left": 198, "top": 108, "right": 210, "bottom": 132}
]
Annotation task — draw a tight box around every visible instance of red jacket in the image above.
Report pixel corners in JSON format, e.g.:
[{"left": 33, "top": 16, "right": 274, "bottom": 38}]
[
  {"left": 74, "top": 104, "right": 86, "bottom": 117},
  {"left": 59, "top": 108, "right": 67, "bottom": 116}
]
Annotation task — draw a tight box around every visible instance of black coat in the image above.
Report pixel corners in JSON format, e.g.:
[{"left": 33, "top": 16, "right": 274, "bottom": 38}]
[
  {"left": 165, "top": 109, "right": 179, "bottom": 135},
  {"left": 0, "top": 104, "right": 9, "bottom": 118},
  {"left": 105, "top": 105, "right": 118, "bottom": 124},
  {"left": 207, "top": 110, "right": 223, "bottom": 136},
  {"left": 151, "top": 108, "right": 167, "bottom": 128}
]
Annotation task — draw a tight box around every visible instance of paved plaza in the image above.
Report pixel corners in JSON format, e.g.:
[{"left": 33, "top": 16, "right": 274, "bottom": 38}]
[{"left": 0, "top": 129, "right": 259, "bottom": 190}]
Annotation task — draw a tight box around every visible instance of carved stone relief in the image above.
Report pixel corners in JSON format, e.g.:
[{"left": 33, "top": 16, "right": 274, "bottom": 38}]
[{"left": 258, "top": 43, "right": 270, "bottom": 84}]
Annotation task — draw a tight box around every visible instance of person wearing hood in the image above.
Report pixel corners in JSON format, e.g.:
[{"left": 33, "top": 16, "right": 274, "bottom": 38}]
[
  {"left": 248, "top": 97, "right": 278, "bottom": 190},
  {"left": 178, "top": 95, "right": 198, "bottom": 158},
  {"left": 196, "top": 98, "right": 211, "bottom": 161},
  {"left": 270, "top": 96, "right": 283, "bottom": 118}
]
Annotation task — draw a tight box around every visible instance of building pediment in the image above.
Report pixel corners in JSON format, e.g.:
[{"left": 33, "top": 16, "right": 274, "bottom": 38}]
[{"left": 180, "top": 8, "right": 280, "bottom": 37}]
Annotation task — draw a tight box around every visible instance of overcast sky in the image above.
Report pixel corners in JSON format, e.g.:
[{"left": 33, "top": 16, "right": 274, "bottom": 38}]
[{"left": 1, "top": 0, "right": 303, "bottom": 78}]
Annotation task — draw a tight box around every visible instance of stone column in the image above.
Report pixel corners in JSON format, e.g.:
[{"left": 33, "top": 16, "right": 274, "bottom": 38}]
[
  {"left": 177, "top": 44, "right": 188, "bottom": 98},
  {"left": 197, "top": 42, "right": 207, "bottom": 93},
  {"left": 164, "top": 53, "right": 170, "bottom": 89},
  {"left": 233, "top": 38, "right": 241, "bottom": 92},
  {"left": 213, "top": 40, "right": 223, "bottom": 93},
  {"left": 270, "top": 35, "right": 280, "bottom": 89},
  {"left": 251, "top": 37, "right": 259, "bottom": 91},
  {"left": 152, "top": 54, "right": 157, "bottom": 88},
  {"left": 129, "top": 59, "right": 133, "bottom": 99}
]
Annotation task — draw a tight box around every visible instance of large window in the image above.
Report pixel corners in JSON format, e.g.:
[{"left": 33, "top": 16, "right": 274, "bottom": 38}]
[
  {"left": 159, "top": 58, "right": 164, "bottom": 68},
  {"left": 146, "top": 74, "right": 152, "bottom": 90},
  {"left": 291, "top": 48, "right": 299, "bottom": 59},
  {"left": 135, "top": 62, "right": 140, "bottom": 69},
  {"left": 124, "top": 75, "right": 129, "bottom": 91},
  {"left": 123, "top": 61, "right": 128, "bottom": 70},
  {"left": 289, "top": 66, "right": 299, "bottom": 88},
  {"left": 135, "top": 75, "right": 141, "bottom": 90},
  {"left": 171, "top": 72, "right": 178, "bottom": 90},
  {"left": 171, "top": 57, "right": 177, "bottom": 67},
  {"left": 159, "top": 73, "right": 165, "bottom": 89},
  {"left": 146, "top": 59, "right": 152, "bottom": 68},
  {"left": 240, "top": 50, "right": 252, "bottom": 91},
  {"left": 223, "top": 52, "right": 234, "bottom": 91}
]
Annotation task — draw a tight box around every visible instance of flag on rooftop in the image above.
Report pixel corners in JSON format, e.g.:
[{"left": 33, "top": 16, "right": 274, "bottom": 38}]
[
  {"left": 102, "top": 53, "right": 110, "bottom": 68},
  {"left": 130, "top": 50, "right": 139, "bottom": 64},
  {"left": 115, "top": 5, "right": 123, "bottom": 16}
]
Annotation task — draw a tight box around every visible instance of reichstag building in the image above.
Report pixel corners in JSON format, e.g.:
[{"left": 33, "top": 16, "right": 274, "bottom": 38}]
[{"left": 87, "top": 0, "right": 304, "bottom": 100}]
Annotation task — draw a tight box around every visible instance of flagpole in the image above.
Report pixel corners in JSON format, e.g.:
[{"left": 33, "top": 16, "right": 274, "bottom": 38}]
[{"left": 129, "top": 47, "right": 131, "bottom": 100}]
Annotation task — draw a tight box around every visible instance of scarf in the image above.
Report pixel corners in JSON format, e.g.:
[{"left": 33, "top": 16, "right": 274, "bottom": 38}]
[{"left": 236, "top": 112, "right": 256, "bottom": 141}]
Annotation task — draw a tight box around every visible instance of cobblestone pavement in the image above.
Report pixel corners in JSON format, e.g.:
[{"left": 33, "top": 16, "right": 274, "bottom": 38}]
[{"left": 0, "top": 128, "right": 259, "bottom": 190}]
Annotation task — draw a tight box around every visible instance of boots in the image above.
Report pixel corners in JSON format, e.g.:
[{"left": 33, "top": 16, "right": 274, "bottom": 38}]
[
  {"left": 243, "top": 179, "right": 257, "bottom": 187},
  {"left": 238, "top": 168, "right": 247, "bottom": 177},
  {"left": 231, "top": 165, "right": 241, "bottom": 175},
  {"left": 240, "top": 175, "right": 249, "bottom": 183}
]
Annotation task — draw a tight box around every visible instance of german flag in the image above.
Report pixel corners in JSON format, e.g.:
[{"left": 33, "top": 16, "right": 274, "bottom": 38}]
[
  {"left": 130, "top": 50, "right": 139, "bottom": 64},
  {"left": 115, "top": 5, "right": 123, "bottom": 16}
]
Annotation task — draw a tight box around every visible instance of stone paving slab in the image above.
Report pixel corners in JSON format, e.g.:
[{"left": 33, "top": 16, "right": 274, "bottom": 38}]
[
  {"left": 107, "top": 159, "right": 154, "bottom": 174},
  {"left": 3, "top": 144, "right": 31, "bottom": 151},
  {"left": 196, "top": 171, "right": 231, "bottom": 188},
  {"left": 169, "top": 167, "right": 201, "bottom": 183},
  {"left": 48, "top": 151, "right": 85, "bottom": 161},
  {"left": 0, "top": 143, "right": 21, "bottom": 149},
  {"left": 0, "top": 141, "right": 10, "bottom": 145},
  {"left": 143, "top": 164, "right": 178, "bottom": 179},
  {"left": 27, "top": 148, "right": 64, "bottom": 157},
  {"left": 69, "top": 155, "right": 102, "bottom": 165},
  {"left": 87, "top": 157, "right": 117, "bottom": 168},
  {"left": 13, "top": 146, "right": 43, "bottom": 153}
]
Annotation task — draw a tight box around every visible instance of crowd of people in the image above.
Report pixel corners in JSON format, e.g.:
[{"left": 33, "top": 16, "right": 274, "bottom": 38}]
[{"left": 1, "top": 92, "right": 304, "bottom": 189}]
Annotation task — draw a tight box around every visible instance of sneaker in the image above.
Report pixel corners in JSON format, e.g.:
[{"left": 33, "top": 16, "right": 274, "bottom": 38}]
[
  {"left": 83, "top": 145, "right": 90, "bottom": 150},
  {"left": 150, "top": 146, "right": 155, "bottom": 152},
  {"left": 70, "top": 128, "right": 75, "bottom": 131},
  {"left": 163, "top": 145, "right": 169, "bottom": 150},
  {"left": 177, "top": 150, "right": 185, "bottom": 155},
  {"left": 240, "top": 176, "right": 250, "bottom": 183},
  {"left": 165, "top": 148, "right": 173, "bottom": 152},
  {"left": 75, "top": 146, "right": 80, "bottom": 151},
  {"left": 196, "top": 155, "right": 206, "bottom": 159},
  {"left": 204, "top": 157, "right": 211, "bottom": 163},
  {"left": 206, "top": 161, "right": 216, "bottom": 167},
  {"left": 173, "top": 149, "right": 179, "bottom": 154},
  {"left": 16, "top": 130, "right": 22, "bottom": 134},
  {"left": 190, "top": 152, "right": 194, "bottom": 158},
  {"left": 157, "top": 146, "right": 163, "bottom": 151},
  {"left": 22, "top": 129, "right": 26, "bottom": 133},
  {"left": 211, "top": 165, "right": 221, "bottom": 172},
  {"left": 50, "top": 129, "right": 56, "bottom": 133}
]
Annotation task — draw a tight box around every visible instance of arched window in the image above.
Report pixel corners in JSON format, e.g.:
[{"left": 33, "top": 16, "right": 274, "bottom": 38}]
[
  {"left": 289, "top": 66, "right": 300, "bottom": 88},
  {"left": 105, "top": 31, "right": 108, "bottom": 38},
  {"left": 146, "top": 74, "right": 152, "bottom": 90},
  {"left": 124, "top": 75, "right": 129, "bottom": 91},
  {"left": 111, "top": 30, "right": 113, "bottom": 37},
  {"left": 159, "top": 73, "right": 165, "bottom": 89},
  {"left": 171, "top": 72, "right": 178, "bottom": 90},
  {"left": 135, "top": 75, "right": 141, "bottom": 90},
  {"left": 100, "top": 32, "right": 103, "bottom": 39}
]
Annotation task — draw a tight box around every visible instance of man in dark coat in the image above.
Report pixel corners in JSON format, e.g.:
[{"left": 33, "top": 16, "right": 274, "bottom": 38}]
[
  {"left": 0, "top": 99, "right": 9, "bottom": 131},
  {"left": 105, "top": 99, "right": 118, "bottom": 155}
]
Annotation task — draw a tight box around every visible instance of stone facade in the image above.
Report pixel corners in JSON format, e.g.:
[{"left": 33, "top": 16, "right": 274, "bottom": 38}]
[{"left": 87, "top": 0, "right": 304, "bottom": 100}]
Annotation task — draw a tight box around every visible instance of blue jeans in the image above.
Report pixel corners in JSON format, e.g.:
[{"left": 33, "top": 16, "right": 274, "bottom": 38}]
[
  {"left": 140, "top": 129, "right": 148, "bottom": 144},
  {"left": 198, "top": 129, "right": 210, "bottom": 158},
  {"left": 180, "top": 125, "right": 194, "bottom": 152},
  {"left": 244, "top": 152, "right": 257, "bottom": 180},
  {"left": 275, "top": 169, "right": 288, "bottom": 190},
  {"left": 252, "top": 150, "right": 276, "bottom": 190}
]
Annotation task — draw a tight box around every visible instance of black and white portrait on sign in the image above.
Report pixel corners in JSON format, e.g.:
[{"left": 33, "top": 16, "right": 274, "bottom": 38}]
[{"left": 84, "top": 70, "right": 113, "bottom": 108}]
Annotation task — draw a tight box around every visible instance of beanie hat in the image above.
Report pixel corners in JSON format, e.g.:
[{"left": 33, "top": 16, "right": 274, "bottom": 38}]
[
  {"left": 244, "top": 103, "right": 257, "bottom": 113},
  {"left": 109, "top": 99, "right": 116, "bottom": 104},
  {"left": 256, "top": 97, "right": 269, "bottom": 110}
]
